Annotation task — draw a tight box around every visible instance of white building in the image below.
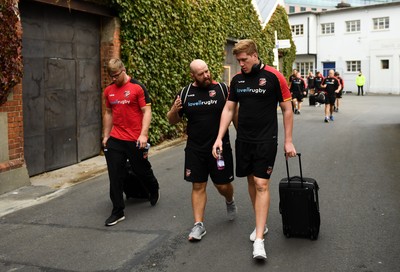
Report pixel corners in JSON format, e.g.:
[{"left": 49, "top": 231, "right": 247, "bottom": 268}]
[{"left": 288, "top": 2, "right": 400, "bottom": 94}]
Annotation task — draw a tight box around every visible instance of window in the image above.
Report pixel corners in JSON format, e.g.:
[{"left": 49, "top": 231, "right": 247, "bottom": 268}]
[
  {"left": 289, "top": 6, "right": 295, "bottom": 13},
  {"left": 300, "top": 7, "right": 306, "bottom": 11},
  {"left": 291, "top": 24, "right": 304, "bottom": 36},
  {"left": 321, "top": 23, "right": 335, "bottom": 34},
  {"left": 381, "top": 60, "right": 389, "bottom": 69},
  {"left": 346, "top": 61, "right": 361, "bottom": 72},
  {"left": 373, "top": 17, "right": 389, "bottom": 30},
  {"left": 311, "top": 8, "right": 317, "bottom": 11},
  {"left": 295, "top": 62, "right": 314, "bottom": 77},
  {"left": 346, "top": 20, "right": 360, "bottom": 32}
]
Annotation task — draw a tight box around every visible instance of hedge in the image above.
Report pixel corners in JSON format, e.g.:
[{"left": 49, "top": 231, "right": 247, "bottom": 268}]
[{"left": 110, "top": 0, "right": 296, "bottom": 144}]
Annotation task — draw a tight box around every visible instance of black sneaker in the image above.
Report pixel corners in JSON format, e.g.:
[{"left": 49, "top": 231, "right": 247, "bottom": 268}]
[
  {"left": 105, "top": 213, "right": 125, "bottom": 227},
  {"left": 150, "top": 189, "right": 160, "bottom": 206}
]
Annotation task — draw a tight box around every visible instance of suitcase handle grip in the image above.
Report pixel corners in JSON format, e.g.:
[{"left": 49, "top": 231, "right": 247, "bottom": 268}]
[{"left": 285, "top": 153, "right": 303, "bottom": 186}]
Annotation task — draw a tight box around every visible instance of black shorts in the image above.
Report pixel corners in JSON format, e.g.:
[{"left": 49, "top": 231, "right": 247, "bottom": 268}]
[
  {"left": 336, "top": 90, "right": 343, "bottom": 98},
  {"left": 235, "top": 140, "right": 278, "bottom": 179},
  {"left": 184, "top": 145, "right": 234, "bottom": 184},
  {"left": 291, "top": 92, "right": 303, "bottom": 101},
  {"left": 325, "top": 93, "right": 336, "bottom": 105}
]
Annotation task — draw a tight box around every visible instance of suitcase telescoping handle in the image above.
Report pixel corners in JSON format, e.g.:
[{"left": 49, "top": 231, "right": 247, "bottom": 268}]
[{"left": 285, "top": 153, "right": 303, "bottom": 187}]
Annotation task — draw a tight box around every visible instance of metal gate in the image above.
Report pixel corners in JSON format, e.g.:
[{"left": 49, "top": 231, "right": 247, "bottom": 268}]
[{"left": 20, "top": 2, "right": 102, "bottom": 176}]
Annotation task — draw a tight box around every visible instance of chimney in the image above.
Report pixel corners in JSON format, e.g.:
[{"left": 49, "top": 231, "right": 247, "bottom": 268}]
[{"left": 336, "top": 1, "right": 351, "bottom": 8}]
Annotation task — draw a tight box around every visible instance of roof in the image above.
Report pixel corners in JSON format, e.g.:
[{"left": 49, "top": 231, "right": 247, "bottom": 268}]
[
  {"left": 288, "top": 1, "right": 400, "bottom": 16},
  {"left": 253, "top": 0, "right": 285, "bottom": 28}
]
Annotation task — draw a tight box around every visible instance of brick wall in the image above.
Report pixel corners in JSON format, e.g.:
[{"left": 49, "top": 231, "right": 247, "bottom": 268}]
[
  {"left": 0, "top": 84, "right": 25, "bottom": 173},
  {"left": 100, "top": 17, "right": 121, "bottom": 119},
  {"left": 0, "top": 2, "right": 24, "bottom": 174}
]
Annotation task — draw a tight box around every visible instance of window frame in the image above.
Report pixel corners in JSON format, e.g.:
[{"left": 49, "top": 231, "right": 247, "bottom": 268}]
[
  {"left": 291, "top": 24, "right": 304, "bottom": 36},
  {"left": 381, "top": 59, "right": 389, "bottom": 69},
  {"left": 346, "top": 60, "right": 361, "bottom": 72},
  {"left": 373, "top": 17, "right": 389, "bottom": 30},
  {"left": 295, "top": 62, "right": 314, "bottom": 78},
  {"left": 346, "top": 20, "right": 360, "bottom": 33},
  {"left": 321, "top": 22, "right": 335, "bottom": 35}
]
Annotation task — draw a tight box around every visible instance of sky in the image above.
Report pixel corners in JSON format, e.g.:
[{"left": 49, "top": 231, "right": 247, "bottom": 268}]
[{"left": 284, "top": 0, "right": 398, "bottom": 7}]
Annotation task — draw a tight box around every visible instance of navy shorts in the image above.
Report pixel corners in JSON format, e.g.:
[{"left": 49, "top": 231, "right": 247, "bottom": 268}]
[
  {"left": 184, "top": 144, "right": 234, "bottom": 184},
  {"left": 325, "top": 93, "right": 336, "bottom": 105},
  {"left": 291, "top": 92, "right": 304, "bottom": 101},
  {"left": 235, "top": 140, "right": 278, "bottom": 179}
]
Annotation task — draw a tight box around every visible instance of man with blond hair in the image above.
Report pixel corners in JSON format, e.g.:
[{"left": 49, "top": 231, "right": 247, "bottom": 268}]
[
  {"left": 167, "top": 59, "right": 236, "bottom": 241},
  {"left": 212, "top": 40, "right": 296, "bottom": 260},
  {"left": 103, "top": 59, "right": 159, "bottom": 226}
]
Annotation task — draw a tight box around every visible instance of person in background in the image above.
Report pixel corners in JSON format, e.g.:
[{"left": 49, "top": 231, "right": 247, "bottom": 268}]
[
  {"left": 289, "top": 71, "right": 307, "bottom": 115},
  {"left": 212, "top": 39, "right": 296, "bottom": 260},
  {"left": 306, "top": 71, "right": 315, "bottom": 106},
  {"left": 334, "top": 71, "right": 344, "bottom": 112},
  {"left": 167, "top": 59, "right": 237, "bottom": 242},
  {"left": 288, "top": 69, "right": 297, "bottom": 83},
  {"left": 356, "top": 71, "right": 366, "bottom": 96},
  {"left": 313, "top": 71, "right": 324, "bottom": 107},
  {"left": 103, "top": 59, "right": 160, "bottom": 227},
  {"left": 321, "top": 69, "right": 341, "bottom": 123}
]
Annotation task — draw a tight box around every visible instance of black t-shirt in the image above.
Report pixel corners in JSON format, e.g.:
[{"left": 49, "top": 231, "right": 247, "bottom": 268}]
[
  {"left": 288, "top": 74, "right": 296, "bottom": 83},
  {"left": 322, "top": 77, "right": 340, "bottom": 95},
  {"left": 307, "top": 76, "right": 315, "bottom": 88},
  {"left": 229, "top": 65, "right": 291, "bottom": 143},
  {"left": 290, "top": 77, "right": 306, "bottom": 93},
  {"left": 314, "top": 76, "right": 324, "bottom": 91},
  {"left": 177, "top": 82, "right": 230, "bottom": 152}
]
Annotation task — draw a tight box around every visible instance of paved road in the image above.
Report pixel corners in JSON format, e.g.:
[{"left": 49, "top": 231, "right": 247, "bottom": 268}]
[{"left": 0, "top": 95, "right": 399, "bottom": 272}]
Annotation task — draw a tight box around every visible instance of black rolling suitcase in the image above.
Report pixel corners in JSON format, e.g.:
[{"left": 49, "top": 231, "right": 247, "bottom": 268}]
[
  {"left": 279, "top": 153, "right": 320, "bottom": 240},
  {"left": 309, "top": 94, "right": 316, "bottom": 106},
  {"left": 123, "top": 159, "right": 149, "bottom": 200}
]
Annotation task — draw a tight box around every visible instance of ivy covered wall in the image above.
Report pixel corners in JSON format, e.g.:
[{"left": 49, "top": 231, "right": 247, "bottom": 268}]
[
  {"left": 110, "top": 0, "right": 296, "bottom": 144},
  {"left": 0, "top": 0, "right": 23, "bottom": 106}
]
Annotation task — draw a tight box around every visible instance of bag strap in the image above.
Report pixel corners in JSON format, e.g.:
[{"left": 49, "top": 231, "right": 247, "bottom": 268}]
[
  {"left": 217, "top": 82, "right": 228, "bottom": 100},
  {"left": 180, "top": 83, "right": 192, "bottom": 105}
]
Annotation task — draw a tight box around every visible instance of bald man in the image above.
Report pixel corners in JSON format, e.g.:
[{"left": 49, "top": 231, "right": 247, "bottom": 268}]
[
  {"left": 321, "top": 69, "right": 341, "bottom": 123},
  {"left": 167, "top": 59, "right": 236, "bottom": 241}
]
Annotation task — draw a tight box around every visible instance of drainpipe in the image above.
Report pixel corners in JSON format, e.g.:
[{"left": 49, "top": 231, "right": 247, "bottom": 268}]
[{"left": 307, "top": 17, "right": 310, "bottom": 55}]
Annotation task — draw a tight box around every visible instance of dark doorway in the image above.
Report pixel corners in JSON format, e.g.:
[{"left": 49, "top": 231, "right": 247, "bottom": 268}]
[
  {"left": 323, "top": 62, "right": 336, "bottom": 77},
  {"left": 20, "top": 1, "right": 102, "bottom": 176}
]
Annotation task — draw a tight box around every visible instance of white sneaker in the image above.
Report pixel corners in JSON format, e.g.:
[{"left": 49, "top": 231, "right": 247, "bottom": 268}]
[
  {"left": 253, "top": 239, "right": 267, "bottom": 260},
  {"left": 249, "top": 225, "right": 269, "bottom": 242}
]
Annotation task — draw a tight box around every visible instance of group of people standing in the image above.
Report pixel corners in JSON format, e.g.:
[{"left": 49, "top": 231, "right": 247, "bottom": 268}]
[
  {"left": 288, "top": 69, "right": 344, "bottom": 123},
  {"left": 102, "top": 39, "right": 296, "bottom": 261}
]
